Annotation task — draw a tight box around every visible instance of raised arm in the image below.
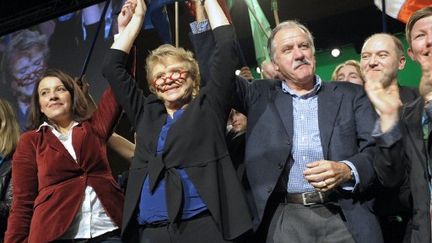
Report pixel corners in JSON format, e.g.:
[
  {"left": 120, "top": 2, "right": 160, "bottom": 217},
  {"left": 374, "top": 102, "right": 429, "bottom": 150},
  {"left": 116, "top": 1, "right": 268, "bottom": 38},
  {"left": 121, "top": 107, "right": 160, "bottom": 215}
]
[
  {"left": 111, "top": 0, "right": 146, "bottom": 53},
  {"left": 102, "top": 0, "right": 148, "bottom": 128},
  {"left": 204, "top": 0, "right": 229, "bottom": 29},
  {"left": 417, "top": 53, "right": 432, "bottom": 101},
  {"left": 364, "top": 71, "right": 406, "bottom": 188},
  {"left": 364, "top": 72, "right": 402, "bottom": 133},
  {"left": 200, "top": 0, "right": 238, "bottom": 109}
]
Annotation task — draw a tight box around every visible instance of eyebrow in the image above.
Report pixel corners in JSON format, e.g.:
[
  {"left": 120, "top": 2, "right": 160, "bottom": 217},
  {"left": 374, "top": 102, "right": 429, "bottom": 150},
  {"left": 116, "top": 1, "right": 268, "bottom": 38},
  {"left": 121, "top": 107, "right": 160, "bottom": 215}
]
[
  {"left": 153, "top": 65, "right": 187, "bottom": 76},
  {"left": 38, "top": 85, "right": 66, "bottom": 92}
]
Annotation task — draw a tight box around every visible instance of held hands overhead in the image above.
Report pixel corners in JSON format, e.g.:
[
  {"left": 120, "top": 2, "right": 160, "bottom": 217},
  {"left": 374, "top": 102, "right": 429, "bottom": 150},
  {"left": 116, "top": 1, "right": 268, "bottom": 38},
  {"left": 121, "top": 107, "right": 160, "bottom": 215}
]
[
  {"left": 112, "top": 0, "right": 146, "bottom": 52},
  {"left": 117, "top": 0, "right": 137, "bottom": 33}
]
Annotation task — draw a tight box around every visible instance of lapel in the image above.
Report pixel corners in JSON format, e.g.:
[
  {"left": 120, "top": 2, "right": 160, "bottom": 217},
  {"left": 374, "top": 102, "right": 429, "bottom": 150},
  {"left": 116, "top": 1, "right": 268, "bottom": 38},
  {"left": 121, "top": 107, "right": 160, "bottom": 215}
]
[
  {"left": 318, "top": 83, "right": 342, "bottom": 158},
  {"left": 71, "top": 124, "right": 84, "bottom": 164},
  {"left": 402, "top": 98, "right": 428, "bottom": 170},
  {"left": 43, "top": 127, "right": 77, "bottom": 164},
  {"left": 146, "top": 96, "right": 168, "bottom": 155},
  {"left": 273, "top": 85, "right": 294, "bottom": 141}
]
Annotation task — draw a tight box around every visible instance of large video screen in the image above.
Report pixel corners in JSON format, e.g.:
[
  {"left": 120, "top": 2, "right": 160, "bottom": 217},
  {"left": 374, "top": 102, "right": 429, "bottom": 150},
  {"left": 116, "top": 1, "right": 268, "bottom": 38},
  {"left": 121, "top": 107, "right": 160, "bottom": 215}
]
[{"left": 0, "top": 1, "right": 122, "bottom": 132}]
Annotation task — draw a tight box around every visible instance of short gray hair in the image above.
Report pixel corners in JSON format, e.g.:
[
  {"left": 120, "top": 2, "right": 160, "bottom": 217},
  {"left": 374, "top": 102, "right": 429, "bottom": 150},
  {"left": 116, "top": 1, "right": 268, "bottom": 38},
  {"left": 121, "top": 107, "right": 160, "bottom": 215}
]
[{"left": 267, "top": 20, "right": 315, "bottom": 62}]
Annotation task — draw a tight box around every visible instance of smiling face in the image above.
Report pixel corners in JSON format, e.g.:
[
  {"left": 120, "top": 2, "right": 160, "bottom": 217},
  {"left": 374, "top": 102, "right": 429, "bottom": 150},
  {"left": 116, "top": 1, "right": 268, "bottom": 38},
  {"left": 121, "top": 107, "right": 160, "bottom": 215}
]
[
  {"left": 150, "top": 56, "right": 194, "bottom": 110},
  {"left": 38, "top": 76, "right": 72, "bottom": 127},
  {"left": 336, "top": 65, "right": 364, "bottom": 86},
  {"left": 271, "top": 26, "right": 316, "bottom": 92},
  {"left": 360, "top": 34, "right": 405, "bottom": 88},
  {"left": 408, "top": 15, "right": 432, "bottom": 61},
  {"left": 10, "top": 46, "right": 47, "bottom": 103}
]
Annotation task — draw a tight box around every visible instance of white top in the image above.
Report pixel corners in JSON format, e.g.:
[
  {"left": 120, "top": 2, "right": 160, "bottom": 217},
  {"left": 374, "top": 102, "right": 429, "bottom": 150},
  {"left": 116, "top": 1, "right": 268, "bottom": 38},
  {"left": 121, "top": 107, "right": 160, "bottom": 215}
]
[{"left": 38, "top": 122, "right": 118, "bottom": 239}]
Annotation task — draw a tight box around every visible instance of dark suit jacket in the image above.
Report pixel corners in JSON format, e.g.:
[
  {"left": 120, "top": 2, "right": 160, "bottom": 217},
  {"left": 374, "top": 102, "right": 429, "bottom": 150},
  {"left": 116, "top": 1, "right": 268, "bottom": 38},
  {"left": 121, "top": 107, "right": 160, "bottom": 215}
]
[
  {"left": 400, "top": 86, "right": 420, "bottom": 105},
  {"left": 398, "top": 98, "right": 430, "bottom": 243},
  {"left": 102, "top": 26, "right": 252, "bottom": 241},
  {"left": 0, "top": 155, "right": 12, "bottom": 242},
  {"left": 368, "top": 85, "right": 418, "bottom": 243},
  {"left": 232, "top": 78, "right": 383, "bottom": 243},
  {"left": 191, "top": 29, "right": 383, "bottom": 243},
  {"left": 372, "top": 85, "right": 418, "bottom": 189},
  {"left": 4, "top": 88, "right": 124, "bottom": 243}
]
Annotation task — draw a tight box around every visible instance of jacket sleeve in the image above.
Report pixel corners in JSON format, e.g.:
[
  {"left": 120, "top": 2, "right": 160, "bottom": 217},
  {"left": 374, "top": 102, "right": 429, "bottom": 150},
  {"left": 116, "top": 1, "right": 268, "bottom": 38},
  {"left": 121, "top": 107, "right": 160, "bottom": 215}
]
[
  {"left": 204, "top": 25, "right": 239, "bottom": 114},
  {"left": 343, "top": 87, "right": 378, "bottom": 193},
  {"left": 102, "top": 49, "right": 146, "bottom": 129},
  {"left": 373, "top": 122, "right": 407, "bottom": 188},
  {"left": 189, "top": 30, "right": 214, "bottom": 88},
  {"left": 4, "top": 133, "right": 38, "bottom": 243},
  {"left": 0, "top": 163, "right": 12, "bottom": 232},
  {"left": 90, "top": 87, "right": 122, "bottom": 141}
]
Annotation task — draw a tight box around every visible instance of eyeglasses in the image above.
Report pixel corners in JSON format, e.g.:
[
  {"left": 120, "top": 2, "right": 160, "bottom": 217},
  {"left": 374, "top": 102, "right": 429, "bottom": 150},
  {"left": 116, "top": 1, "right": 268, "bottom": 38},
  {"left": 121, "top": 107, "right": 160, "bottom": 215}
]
[{"left": 152, "top": 70, "right": 189, "bottom": 87}]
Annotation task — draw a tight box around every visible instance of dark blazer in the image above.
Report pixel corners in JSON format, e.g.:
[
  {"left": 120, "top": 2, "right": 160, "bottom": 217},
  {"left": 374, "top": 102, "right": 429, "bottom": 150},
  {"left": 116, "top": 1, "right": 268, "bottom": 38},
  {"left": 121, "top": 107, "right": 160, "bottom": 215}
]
[
  {"left": 191, "top": 29, "right": 382, "bottom": 243},
  {"left": 369, "top": 85, "right": 418, "bottom": 243},
  {"left": 0, "top": 156, "right": 12, "bottom": 242},
  {"left": 400, "top": 86, "right": 420, "bottom": 105},
  {"left": 232, "top": 78, "right": 382, "bottom": 243},
  {"left": 102, "top": 26, "right": 252, "bottom": 241},
  {"left": 399, "top": 97, "right": 430, "bottom": 243},
  {"left": 372, "top": 85, "right": 418, "bottom": 188},
  {"left": 4, "top": 88, "right": 124, "bottom": 243}
]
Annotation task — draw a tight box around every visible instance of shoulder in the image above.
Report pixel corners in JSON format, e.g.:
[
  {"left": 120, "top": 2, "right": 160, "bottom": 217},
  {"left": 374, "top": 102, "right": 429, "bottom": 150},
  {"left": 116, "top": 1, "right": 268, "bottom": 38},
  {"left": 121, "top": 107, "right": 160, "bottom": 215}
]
[
  {"left": 322, "top": 81, "right": 367, "bottom": 102},
  {"left": 20, "top": 130, "right": 39, "bottom": 140},
  {"left": 246, "top": 78, "right": 281, "bottom": 91},
  {"left": 324, "top": 81, "right": 364, "bottom": 93},
  {"left": 17, "top": 129, "right": 42, "bottom": 146},
  {"left": 399, "top": 85, "right": 420, "bottom": 104}
]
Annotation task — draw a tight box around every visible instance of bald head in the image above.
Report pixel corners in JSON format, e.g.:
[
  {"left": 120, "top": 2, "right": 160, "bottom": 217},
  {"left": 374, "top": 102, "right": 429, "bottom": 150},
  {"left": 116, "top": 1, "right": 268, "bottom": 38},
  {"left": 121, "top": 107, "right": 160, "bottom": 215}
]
[{"left": 360, "top": 33, "right": 406, "bottom": 88}]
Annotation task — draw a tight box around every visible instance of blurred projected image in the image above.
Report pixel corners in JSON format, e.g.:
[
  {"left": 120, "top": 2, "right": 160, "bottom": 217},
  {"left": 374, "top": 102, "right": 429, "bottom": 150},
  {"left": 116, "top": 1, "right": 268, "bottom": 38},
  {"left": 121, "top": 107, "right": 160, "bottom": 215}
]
[
  {"left": 0, "top": 0, "right": 121, "bottom": 132},
  {"left": 1, "top": 30, "right": 49, "bottom": 131}
]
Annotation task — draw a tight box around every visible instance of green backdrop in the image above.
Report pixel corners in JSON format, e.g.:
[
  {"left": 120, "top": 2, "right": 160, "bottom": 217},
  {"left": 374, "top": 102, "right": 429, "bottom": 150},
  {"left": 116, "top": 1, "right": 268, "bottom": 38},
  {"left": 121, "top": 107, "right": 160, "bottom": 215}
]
[
  {"left": 315, "top": 32, "right": 421, "bottom": 87},
  {"left": 250, "top": 32, "right": 422, "bottom": 88}
]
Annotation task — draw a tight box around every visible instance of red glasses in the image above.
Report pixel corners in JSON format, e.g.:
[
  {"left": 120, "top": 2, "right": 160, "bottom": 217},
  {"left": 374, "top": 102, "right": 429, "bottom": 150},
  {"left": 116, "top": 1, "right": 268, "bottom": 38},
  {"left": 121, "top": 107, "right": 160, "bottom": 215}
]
[{"left": 152, "top": 70, "right": 189, "bottom": 86}]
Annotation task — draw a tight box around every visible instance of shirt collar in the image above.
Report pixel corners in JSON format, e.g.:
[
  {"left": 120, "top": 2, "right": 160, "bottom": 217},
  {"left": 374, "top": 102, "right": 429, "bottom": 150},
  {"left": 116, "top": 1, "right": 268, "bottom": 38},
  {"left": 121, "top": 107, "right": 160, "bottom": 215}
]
[
  {"left": 422, "top": 111, "right": 428, "bottom": 126},
  {"left": 37, "top": 121, "right": 79, "bottom": 134},
  {"left": 281, "top": 75, "right": 322, "bottom": 98}
]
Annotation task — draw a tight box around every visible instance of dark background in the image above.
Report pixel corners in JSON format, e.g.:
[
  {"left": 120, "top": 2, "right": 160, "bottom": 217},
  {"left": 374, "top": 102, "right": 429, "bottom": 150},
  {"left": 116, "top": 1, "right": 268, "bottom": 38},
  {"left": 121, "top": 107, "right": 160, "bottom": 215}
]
[
  {"left": 0, "top": 0, "right": 406, "bottom": 176},
  {"left": 1, "top": 0, "right": 406, "bottom": 67}
]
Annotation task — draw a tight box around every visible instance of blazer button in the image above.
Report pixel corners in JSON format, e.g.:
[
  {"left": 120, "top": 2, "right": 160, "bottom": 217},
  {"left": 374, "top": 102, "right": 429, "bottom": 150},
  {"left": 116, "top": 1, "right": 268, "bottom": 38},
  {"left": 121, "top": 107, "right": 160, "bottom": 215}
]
[
  {"left": 278, "top": 163, "right": 284, "bottom": 170},
  {"left": 266, "top": 186, "right": 273, "bottom": 194}
]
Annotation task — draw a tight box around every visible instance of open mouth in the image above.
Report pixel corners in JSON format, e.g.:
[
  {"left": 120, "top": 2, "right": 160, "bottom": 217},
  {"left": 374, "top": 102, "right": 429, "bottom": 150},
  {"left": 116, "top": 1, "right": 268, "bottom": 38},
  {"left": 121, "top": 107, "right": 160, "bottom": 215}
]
[
  {"left": 161, "top": 84, "right": 181, "bottom": 92},
  {"left": 156, "top": 79, "right": 185, "bottom": 93},
  {"left": 16, "top": 77, "right": 37, "bottom": 87},
  {"left": 15, "top": 66, "right": 45, "bottom": 87}
]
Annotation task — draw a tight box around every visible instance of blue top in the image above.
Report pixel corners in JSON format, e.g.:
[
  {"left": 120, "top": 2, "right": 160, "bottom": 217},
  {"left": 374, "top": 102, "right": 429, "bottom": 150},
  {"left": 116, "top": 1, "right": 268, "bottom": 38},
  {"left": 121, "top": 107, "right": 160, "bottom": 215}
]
[
  {"left": 282, "top": 76, "right": 358, "bottom": 192},
  {"left": 137, "top": 109, "right": 207, "bottom": 224}
]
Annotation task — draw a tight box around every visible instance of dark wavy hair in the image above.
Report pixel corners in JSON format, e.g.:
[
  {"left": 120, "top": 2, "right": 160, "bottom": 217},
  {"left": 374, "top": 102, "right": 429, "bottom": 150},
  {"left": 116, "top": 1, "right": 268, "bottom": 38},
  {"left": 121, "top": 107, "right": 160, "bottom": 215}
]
[{"left": 26, "top": 69, "right": 89, "bottom": 130}]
